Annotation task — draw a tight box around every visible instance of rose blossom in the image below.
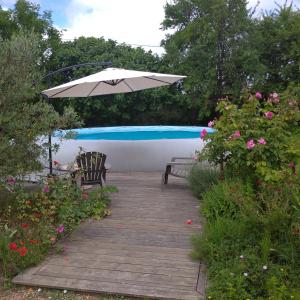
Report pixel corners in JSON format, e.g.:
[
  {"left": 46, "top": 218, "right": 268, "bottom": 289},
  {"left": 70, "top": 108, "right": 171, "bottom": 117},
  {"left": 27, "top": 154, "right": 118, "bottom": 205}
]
[
  {"left": 247, "top": 139, "right": 255, "bottom": 149},
  {"left": 208, "top": 121, "right": 214, "bottom": 128},
  {"left": 232, "top": 131, "right": 241, "bottom": 139},
  {"left": 258, "top": 138, "right": 266, "bottom": 145},
  {"left": 265, "top": 111, "right": 274, "bottom": 120},
  {"left": 200, "top": 129, "right": 207, "bottom": 139},
  {"left": 255, "top": 92, "right": 262, "bottom": 99}
]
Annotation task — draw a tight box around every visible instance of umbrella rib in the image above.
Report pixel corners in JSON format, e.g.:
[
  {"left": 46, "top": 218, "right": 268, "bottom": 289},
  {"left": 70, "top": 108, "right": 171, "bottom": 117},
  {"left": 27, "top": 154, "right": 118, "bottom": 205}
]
[
  {"left": 46, "top": 84, "right": 79, "bottom": 98},
  {"left": 123, "top": 81, "right": 134, "bottom": 92},
  {"left": 87, "top": 81, "right": 102, "bottom": 97},
  {"left": 144, "top": 76, "right": 174, "bottom": 85}
]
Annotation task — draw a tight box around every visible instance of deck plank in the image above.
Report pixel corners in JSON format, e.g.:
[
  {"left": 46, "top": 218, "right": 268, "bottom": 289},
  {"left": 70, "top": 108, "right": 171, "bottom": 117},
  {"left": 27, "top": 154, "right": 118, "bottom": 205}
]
[{"left": 13, "top": 172, "right": 204, "bottom": 299}]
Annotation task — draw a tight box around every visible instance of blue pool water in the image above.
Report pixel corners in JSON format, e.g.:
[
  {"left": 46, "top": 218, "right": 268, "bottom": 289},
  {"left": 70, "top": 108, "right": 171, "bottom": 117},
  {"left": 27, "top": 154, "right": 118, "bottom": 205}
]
[{"left": 57, "top": 126, "right": 214, "bottom": 141}]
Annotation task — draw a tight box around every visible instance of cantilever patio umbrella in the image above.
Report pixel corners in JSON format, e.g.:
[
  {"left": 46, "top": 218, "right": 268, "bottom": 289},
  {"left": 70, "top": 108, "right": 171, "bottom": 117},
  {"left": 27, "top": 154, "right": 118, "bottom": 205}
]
[
  {"left": 42, "top": 67, "right": 186, "bottom": 98},
  {"left": 42, "top": 67, "right": 186, "bottom": 173}
]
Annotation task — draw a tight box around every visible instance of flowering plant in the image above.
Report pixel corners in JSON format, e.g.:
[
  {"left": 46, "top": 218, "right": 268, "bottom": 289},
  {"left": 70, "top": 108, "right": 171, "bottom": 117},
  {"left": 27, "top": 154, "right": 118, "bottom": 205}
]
[{"left": 200, "top": 92, "right": 300, "bottom": 182}]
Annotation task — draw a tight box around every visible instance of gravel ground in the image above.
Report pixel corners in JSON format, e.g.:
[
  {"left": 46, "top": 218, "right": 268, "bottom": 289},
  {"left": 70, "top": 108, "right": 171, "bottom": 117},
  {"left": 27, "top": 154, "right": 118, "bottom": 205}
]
[{"left": 0, "top": 286, "right": 142, "bottom": 300}]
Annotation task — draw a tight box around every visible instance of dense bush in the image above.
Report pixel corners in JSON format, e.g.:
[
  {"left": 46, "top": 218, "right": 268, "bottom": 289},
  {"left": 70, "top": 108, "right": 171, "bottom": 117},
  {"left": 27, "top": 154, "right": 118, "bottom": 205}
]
[
  {"left": 0, "top": 177, "right": 114, "bottom": 284},
  {"left": 191, "top": 91, "right": 300, "bottom": 299}
]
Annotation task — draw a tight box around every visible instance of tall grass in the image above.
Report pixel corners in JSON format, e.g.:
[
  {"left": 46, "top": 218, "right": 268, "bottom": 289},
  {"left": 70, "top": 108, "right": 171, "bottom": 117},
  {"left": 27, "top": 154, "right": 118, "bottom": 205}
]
[{"left": 187, "top": 164, "right": 219, "bottom": 198}]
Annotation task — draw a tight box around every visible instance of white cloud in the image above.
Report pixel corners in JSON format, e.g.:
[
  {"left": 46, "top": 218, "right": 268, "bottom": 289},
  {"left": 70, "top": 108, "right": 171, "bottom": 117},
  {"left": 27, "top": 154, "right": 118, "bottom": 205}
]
[
  {"left": 60, "top": 0, "right": 300, "bottom": 55},
  {"left": 61, "top": 0, "right": 168, "bottom": 55}
]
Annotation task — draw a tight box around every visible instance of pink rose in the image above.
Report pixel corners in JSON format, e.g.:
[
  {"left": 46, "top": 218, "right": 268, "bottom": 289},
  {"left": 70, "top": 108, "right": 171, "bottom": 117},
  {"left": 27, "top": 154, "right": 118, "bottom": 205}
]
[
  {"left": 200, "top": 129, "right": 207, "bottom": 139},
  {"left": 232, "top": 131, "right": 241, "bottom": 139},
  {"left": 208, "top": 121, "right": 214, "bottom": 128},
  {"left": 258, "top": 138, "right": 266, "bottom": 145},
  {"left": 255, "top": 92, "right": 262, "bottom": 99},
  {"left": 265, "top": 111, "right": 274, "bottom": 120},
  {"left": 7, "top": 177, "right": 16, "bottom": 185},
  {"left": 247, "top": 139, "right": 255, "bottom": 149},
  {"left": 272, "top": 92, "right": 280, "bottom": 103},
  {"left": 43, "top": 185, "right": 50, "bottom": 193}
]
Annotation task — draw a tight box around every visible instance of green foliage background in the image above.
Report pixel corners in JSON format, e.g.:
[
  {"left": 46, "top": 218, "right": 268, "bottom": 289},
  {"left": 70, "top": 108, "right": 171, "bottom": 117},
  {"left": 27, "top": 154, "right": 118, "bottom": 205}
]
[{"left": 1, "top": 0, "right": 299, "bottom": 127}]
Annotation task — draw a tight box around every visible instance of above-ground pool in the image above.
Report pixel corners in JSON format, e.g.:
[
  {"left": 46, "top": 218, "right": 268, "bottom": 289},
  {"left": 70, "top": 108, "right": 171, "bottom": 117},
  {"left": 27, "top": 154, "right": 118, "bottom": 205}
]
[{"left": 52, "top": 126, "right": 213, "bottom": 172}]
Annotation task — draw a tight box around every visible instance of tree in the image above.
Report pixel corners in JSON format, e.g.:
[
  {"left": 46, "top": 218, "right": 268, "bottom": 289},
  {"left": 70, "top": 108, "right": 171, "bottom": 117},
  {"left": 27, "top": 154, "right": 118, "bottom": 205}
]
[
  {"left": 254, "top": 3, "right": 300, "bottom": 93},
  {"left": 0, "top": 0, "right": 62, "bottom": 75},
  {"left": 0, "top": 32, "right": 80, "bottom": 179},
  {"left": 162, "top": 0, "right": 260, "bottom": 120}
]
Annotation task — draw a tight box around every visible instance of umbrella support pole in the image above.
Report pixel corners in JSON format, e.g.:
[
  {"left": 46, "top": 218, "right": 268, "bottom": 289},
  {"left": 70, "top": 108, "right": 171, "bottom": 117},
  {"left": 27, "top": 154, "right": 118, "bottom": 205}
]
[
  {"left": 48, "top": 133, "right": 53, "bottom": 176},
  {"left": 42, "top": 61, "right": 113, "bottom": 176}
]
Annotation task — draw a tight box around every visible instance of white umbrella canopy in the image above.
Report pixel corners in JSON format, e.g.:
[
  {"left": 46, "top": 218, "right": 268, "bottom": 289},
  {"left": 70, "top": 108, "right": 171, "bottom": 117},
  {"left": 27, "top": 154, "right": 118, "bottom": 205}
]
[{"left": 42, "top": 67, "right": 186, "bottom": 98}]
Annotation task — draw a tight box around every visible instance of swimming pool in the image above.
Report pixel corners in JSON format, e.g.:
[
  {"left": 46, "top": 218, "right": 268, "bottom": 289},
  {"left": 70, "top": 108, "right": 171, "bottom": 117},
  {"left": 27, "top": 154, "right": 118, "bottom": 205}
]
[
  {"left": 52, "top": 126, "right": 212, "bottom": 172},
  {"left": 56, "top": 126, "right": 213, "bottom": 141}
]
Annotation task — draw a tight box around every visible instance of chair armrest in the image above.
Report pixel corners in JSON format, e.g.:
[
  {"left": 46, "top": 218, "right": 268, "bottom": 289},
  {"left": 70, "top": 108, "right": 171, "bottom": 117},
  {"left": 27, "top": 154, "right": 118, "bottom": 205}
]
[
  {"left": 167, "top": 162, "right": 196, "bottom": 166},
  {"left": 171, "top": 157, "right": 196, "bottom": 162}
]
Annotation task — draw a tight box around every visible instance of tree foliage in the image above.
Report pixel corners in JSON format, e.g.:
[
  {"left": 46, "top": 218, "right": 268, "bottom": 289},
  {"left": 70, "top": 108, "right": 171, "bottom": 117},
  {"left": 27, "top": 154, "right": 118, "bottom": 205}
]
[
  {"left": 254, "top": 3, "right": 300, "bottom": 93},
  {"left": 162, "top": 0, "right": 259, "bottom": 119},
  {"left": 0, "top": 32, "right": 80, "bottom": 178},
  {"left": 162, "top": 0, "right": 300, "bottom": 120},
  {"left": 0, "top": 0, "right": 299, "bottom": 128}
]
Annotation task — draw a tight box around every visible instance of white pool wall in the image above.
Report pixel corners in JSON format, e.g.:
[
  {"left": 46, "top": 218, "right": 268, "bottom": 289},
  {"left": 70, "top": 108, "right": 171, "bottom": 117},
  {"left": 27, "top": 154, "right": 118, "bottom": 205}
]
[{"left": 51, "top": 137, "right": 205, "bottom": 172}]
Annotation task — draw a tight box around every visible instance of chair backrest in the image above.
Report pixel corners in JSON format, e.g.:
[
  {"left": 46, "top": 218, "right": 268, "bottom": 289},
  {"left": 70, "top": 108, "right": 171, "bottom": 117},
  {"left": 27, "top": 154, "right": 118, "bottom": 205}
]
[{"left": 76, "top": 152, "right": 106, "bottom": 184}]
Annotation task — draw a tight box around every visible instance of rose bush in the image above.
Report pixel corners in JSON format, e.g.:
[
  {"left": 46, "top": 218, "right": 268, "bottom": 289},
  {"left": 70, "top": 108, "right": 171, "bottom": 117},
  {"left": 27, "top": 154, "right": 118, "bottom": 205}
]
[
  {"left": 200, "top": 92, "right": 300, "bottom": 182},
  {"left": 192, "top": 91, "right": 300, "bottom": 299}
]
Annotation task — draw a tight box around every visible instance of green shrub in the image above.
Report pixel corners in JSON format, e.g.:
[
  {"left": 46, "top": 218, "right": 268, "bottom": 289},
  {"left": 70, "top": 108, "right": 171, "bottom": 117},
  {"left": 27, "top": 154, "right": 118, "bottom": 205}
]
[
  {"left": 187, "top": 164, "right": 219, "bottom": 198},
  {"left": 0, "top": 176, "right": 115, "bottom": 283},
  {"left": 201, "top": 179, "right": 255, "bottom": 222},
  {"left": 192, "top": 91, "right": 300, "bottom": 298},
  {"left": 192, "top": 212, "right": 300, "bottom": 299}
]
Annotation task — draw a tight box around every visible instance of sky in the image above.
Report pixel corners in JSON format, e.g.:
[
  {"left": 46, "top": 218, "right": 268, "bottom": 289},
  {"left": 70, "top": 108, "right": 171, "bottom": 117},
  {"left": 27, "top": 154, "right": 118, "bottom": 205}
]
[{"left": 1, "top": 0, "right": 300, "bottom": 55}]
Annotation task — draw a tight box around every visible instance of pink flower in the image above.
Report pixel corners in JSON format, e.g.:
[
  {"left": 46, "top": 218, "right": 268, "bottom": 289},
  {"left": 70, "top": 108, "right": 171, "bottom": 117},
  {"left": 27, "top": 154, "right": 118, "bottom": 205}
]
[
  {"left": 271, "top": 93, "right": 280, "bottom": 104},
  {"left": 56, "top": 225, "right": 65, "bottom": 234},
  {"left": 265, "top": 111, "right": 274, "bottom": 120},
  {"left": 185, "top": 219, "right": 192, "bottom": 225},
  {"left": 232, "top": 131, "right": 241, "bottom": 139},
  {"left": 255, "top": 92, "right": 262, "bottom": 99},
  {"left": 200, "top": 129, "right": 207, "bottom": 139},
  {"left": 7, "top": 177, "right": 16, "bottom": 185},
  {"left": 43, "top": 185, "right": 50, "bottom": 193},
  {"left": 288, "top": 161, "right": 295, "bottom": 169},
  {"left": 258, "top": 138, "right": 266, "bottom": 145},
  {"left": 208, "top": 121, "right": 214, "bottom": 128},
  {"left": 247, "top": 139, "right": 255, "bottom": 149}
]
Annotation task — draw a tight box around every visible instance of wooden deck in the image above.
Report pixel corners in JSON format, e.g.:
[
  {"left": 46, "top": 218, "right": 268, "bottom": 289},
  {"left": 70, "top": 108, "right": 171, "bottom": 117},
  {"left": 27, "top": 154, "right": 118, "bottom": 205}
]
[{"left": 13, "top": 172, "right": 205, "bottom": 299}]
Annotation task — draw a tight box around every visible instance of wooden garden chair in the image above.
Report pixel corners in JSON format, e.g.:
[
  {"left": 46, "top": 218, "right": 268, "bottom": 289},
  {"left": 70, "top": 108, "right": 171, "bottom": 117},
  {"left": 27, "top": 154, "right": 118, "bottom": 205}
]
[{"left": 76, "top": 152, "right": 107, "bottom": 187}]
